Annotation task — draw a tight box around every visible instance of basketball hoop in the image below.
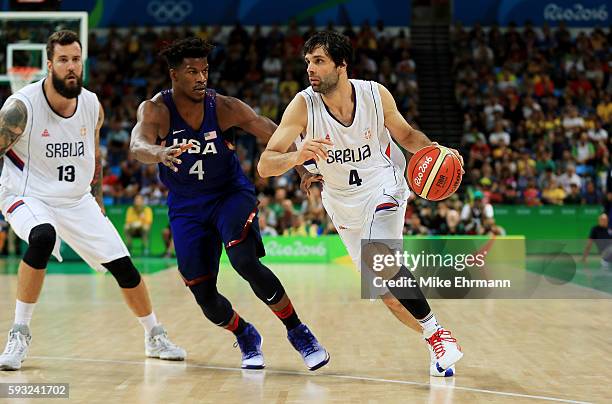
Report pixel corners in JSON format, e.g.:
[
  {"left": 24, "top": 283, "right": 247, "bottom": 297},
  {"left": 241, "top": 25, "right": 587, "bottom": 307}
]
[{"left": 7, "top": 66, "right": 43, "bottom": 93}]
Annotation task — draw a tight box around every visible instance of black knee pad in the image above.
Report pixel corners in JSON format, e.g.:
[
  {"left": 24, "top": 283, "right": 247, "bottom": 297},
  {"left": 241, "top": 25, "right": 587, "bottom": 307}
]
[
  {"left": 102, "top": 256, "right": 142, "bottom": 288},
  {"left": 226, "top": 247, "right": 258, "bottom": 274},
  {"left": 189, "top": 280, "right": 233, "bottom": 325},
  {"left": 226, "top": 231, "right": 266, "bottom": 276},
  {"left": 226, "top": 234, "right": 285, "bottom": 305},
  {"left": 23, "top": 223, "right": 56, "bottom": 269}
]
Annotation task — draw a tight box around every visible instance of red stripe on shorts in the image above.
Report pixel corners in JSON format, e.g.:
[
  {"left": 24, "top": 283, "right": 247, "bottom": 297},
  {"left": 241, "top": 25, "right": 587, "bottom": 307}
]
[
  {"left": 226, "top": 207, "right": 257, "bottom": 248},
  {"left": 7, "top": 200, "right": 25, "bottom": 214},
  {"left": 375, "top": 202, "right": 398, "bottom": 212}
]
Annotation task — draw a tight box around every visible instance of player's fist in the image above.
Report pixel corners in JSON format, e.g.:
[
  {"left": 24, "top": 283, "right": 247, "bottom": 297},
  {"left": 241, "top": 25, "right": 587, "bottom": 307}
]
[
  {"left": 157, "top": 142, "right": 194, "bottom": 172},
  {"left": 294, "top": 139, "right": 333, "bottom": 166}
]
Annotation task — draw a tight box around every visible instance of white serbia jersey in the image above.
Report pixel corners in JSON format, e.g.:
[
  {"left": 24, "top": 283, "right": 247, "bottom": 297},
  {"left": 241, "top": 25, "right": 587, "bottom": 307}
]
[
  {"left": 298, "top": 79, "right": 409, "bottom": 228},
  {"left": 0, "top": 79, "right": 98, "bottom": 205}
]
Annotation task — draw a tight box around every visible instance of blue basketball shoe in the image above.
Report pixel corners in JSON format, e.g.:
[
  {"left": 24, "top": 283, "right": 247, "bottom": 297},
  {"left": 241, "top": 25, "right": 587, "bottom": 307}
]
[
  {"left": 287, "top": 324, "right": 330, "bottom": 371},
  {"left": 234, "top": 323, "right": 265, "bottom": 369}
]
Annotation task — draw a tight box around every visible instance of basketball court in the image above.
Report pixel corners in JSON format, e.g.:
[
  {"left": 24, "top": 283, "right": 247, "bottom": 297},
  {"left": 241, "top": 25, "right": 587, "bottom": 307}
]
[
  {"left": 0, "top": 259, "right": 608, "bottom": 403},
  {"left": 0, "top": 4, "right": 610, "bottom": 404}
]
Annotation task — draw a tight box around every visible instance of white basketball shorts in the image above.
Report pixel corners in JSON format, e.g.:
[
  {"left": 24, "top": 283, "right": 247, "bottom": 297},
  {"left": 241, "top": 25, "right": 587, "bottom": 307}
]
[
  {"left": 334, "top": 194, "right": 407, "bottom": 270},
  {"left": 0, "top": 191, "right": 129, "bottom": 272}
]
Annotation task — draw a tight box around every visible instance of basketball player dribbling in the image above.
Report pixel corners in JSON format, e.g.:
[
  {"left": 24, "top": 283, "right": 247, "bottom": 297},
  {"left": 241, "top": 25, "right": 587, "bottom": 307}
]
[
  {"left": 130, "top": 37, "right": 329, "bottom": 371},
  {"left": 0, "top": 31, "right": 185, "bottom": 371},
  {"left": 259, "top": 31, "right": 464, "bottom": 376}
]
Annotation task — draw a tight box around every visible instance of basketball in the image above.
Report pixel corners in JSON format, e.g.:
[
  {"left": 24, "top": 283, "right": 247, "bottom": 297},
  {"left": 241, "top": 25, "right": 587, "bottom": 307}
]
[{"left": 407, "top": 145, "right": 462, "bottom": 201}]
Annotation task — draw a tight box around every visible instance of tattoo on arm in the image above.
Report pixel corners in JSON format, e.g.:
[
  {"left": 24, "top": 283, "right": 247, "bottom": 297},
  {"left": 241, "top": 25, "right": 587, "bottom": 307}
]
[
  {"left": 91, "top": 104, "right": 104, "bottom": 205},
  {"left": 0, "top": 98, "right": 27, "bottom": 157},
  {"left": 91, "top": 148, "right": 103, "bottom": 201}
]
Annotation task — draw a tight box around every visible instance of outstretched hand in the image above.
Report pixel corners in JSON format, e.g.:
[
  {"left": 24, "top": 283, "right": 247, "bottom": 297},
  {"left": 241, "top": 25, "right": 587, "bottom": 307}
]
[{"left": 157, "top": 142, "right": 193, "bottom": 172}]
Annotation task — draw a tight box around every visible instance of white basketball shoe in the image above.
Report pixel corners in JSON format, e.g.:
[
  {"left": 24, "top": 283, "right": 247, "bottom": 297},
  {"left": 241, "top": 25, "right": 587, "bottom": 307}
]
[
  {"left": 145, "top": 325, "right": 186, "bottom": 361},
  {"left": 425, "top": 327, "right": 463, "bottom": 373},
  {"left": 427, "top": 339, "right": 455, "bottom": 377},
  {"left": 0, "top": 324, "right": 31, "bottom": 371}
]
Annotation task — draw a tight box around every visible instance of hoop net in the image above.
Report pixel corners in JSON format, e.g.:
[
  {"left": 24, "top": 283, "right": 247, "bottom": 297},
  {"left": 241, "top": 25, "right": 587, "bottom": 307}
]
[{"left": 8, "top": 66, "right": 43, "bottom": 93}]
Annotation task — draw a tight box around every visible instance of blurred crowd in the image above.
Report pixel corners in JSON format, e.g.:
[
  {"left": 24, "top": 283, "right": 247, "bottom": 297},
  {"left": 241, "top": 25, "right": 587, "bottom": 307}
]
[
  {"left": 84, "top": 21, "right": 424, "bottom": 236},
  {"left": 86, "top": 21, "right": 420, "bottom": 208},
  {"left": 451, "top": 22, "right": 612, "bottom": 206},
  {"left": 1, "top": 20, "right": 611, "bottom": 239}
]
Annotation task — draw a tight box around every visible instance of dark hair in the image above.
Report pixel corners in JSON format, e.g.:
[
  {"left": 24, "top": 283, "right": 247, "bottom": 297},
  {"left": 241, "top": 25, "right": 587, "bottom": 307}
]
[
  {"left": 303, "top": 31, "right": 353, "bottom": 68},
  {"left": 159, "top": 37, "right": 214, "bottom": 69},
  {"left": 46, "top": 30, "right": 82, "bottom": 60}
]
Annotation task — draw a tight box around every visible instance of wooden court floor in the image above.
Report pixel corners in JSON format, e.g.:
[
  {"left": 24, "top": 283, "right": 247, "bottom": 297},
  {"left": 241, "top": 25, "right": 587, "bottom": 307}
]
[{"left": 0, "top": 262, "right": 610, "bottom": 403}]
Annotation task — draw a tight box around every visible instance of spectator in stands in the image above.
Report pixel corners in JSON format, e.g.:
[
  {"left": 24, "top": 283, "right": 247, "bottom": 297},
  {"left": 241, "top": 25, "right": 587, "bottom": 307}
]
[
  {"left": 564, "top": 183, "right": 583, "bottom": 205},
  {"left": 0, "top": 213, "right": 8, "bottom": 255},
  {"left": 106, "top": 118, "right": 130, "bottom": 167},
  {"left": 588, "top": 119, "right": 608, "bottom": 142},
  {"left": 161, "top": 225, "right": 174, "bottom": 258},
  {"left": 469, "top": 136, "right": 491, "bottom": 170},
  {"left": 405, "top": 215, "right": 429, "bottom": 236},
  {"left": 604, "top": 192, "right": 612, "bottom": 227},
  {"left": 462, "top": 125, "right": 486, "bottom": 146},
  {"left": 596, "top": 93, "right": 611, "bottom": 124},
  {"left": 440, "top": 208, "right": 465, "bottom": 235},
  {"left": 558, "top": 164, "right": 582, "bottom": 194},
  {"left": 489, "top": 120, "right": 511, "bottom": 147},
  {"left": 582, "top": 213, "right": 612, "bottom": 268},
  {"left": 562, "top": 106, "right": 585, "bottom": 133},
  {"left": 461, "top": 192, "right": 494, "bottom": 234},
  {"left": 14, "top": 19, "right": 599, "bottom": 243},
  {"left": 283, "top": 215, "right": 318, "bottom": 237},
  {"left": 453, "top": 23, "right": 609, "bottom": 210},
  {"left": 258, "top": 215, "right": 278, "bottom": 237},
  {"left": 582, "top": 181, "right": 603, "bottom": 205},
  {"left": 573, "top": 132, "right": 595, "bottom": 166},
  {"left": 542, "top": 178, "right": 566, "bottom": 205},
  {"left": 124, "top": 194, "right": 153, "bottom": 255}
]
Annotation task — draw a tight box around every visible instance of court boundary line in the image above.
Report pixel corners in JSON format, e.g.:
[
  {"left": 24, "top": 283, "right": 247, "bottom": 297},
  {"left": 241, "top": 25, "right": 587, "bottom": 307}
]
[{"left": 28, "top": 355, "right": 591, "bottom": 404}]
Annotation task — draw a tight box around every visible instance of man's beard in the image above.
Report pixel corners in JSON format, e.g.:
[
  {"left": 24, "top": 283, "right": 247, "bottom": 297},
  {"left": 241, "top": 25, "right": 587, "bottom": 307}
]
[
  {"left": 312, "top": 73, "right": 339, "bottom": 95},
  {"left": 52, "top": 71, "right": 83, "bottom": 99}
]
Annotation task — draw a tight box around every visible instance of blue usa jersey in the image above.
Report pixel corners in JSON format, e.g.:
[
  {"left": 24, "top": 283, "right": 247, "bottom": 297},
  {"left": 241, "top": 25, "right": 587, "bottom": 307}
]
[{"left": 158, "top": 89, "right": 253, "bottom": 197}]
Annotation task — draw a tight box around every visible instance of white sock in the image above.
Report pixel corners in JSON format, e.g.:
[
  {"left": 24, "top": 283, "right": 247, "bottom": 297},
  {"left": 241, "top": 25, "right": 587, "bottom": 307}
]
[
  {"left": 419, "top": 312, "right": 439, "bottom": 338},
  {"left": 138, "top": 312, "right": 158, "bottom": 334},
  {"left": 14, "top": 300, "right": 36, "bottom": 327}
]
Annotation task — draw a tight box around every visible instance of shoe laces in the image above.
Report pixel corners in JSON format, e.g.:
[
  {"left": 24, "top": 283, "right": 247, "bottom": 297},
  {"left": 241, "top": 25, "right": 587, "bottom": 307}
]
[
  {"left": 426, "top": 329, "right": 457, "bottom": 360},
  {"left": 234, "top": 330, "right": 259, "bottom": 360},
  {"left": 4, "top": 331, "right": 25, "bottom": 355},
  {"left": 152, "top": 331, "right": 178, "bottom": 350},
  {"left": 290, "top": 327, "right": 317, "bottom": 357}
]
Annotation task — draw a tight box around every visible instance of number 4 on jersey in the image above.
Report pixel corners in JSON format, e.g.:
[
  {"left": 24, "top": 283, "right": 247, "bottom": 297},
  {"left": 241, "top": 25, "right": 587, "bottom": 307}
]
[
  {"left": 189, "top": 160, "right": 205, "bottom": 180},
  {"left": 349, "top": 169, "right": 362, "bottom": 186}
]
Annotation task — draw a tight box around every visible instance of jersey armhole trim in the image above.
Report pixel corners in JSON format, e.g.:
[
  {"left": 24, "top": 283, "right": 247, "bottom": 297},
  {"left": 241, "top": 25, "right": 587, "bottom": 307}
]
[
  {"left": 304, "top": 92, "right": 315, "bottom": 139},
  {"left": 21, "top": 94, "right": 35, "bottom": 196}
]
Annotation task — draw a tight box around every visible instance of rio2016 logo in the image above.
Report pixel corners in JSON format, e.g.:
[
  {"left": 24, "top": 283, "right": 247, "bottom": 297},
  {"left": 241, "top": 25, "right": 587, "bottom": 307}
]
[
  {"left": 414, "top": 156, "right": 433, "bottom": 187},
  {"left": 544, "top": 3, "right": 608, "bottom": 21}
]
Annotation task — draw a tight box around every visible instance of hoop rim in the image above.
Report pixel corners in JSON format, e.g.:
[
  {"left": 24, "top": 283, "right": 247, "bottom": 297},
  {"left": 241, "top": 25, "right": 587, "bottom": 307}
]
[
  {"left": 7, "top": 66, "right": 44, "bottom": 93},
  {"left": 7, "top": 66, "right": 43, "bottom": 75}
]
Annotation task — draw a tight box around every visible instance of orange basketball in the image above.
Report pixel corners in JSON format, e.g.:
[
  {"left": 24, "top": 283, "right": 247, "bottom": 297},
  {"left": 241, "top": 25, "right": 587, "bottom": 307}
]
[{"left": 407, "top": 145, "right": 462, "bottom": 201}]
